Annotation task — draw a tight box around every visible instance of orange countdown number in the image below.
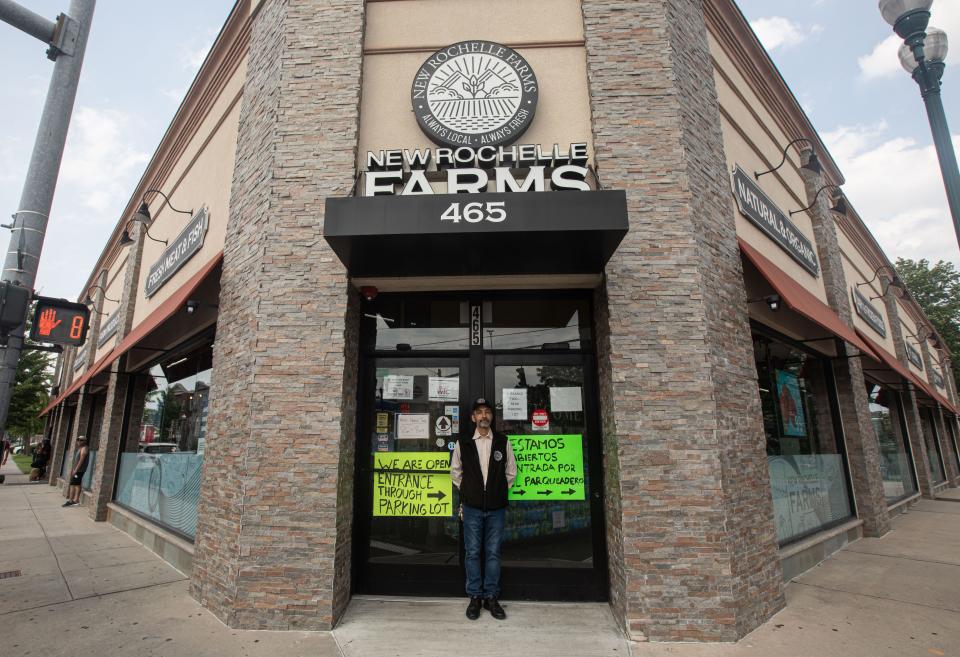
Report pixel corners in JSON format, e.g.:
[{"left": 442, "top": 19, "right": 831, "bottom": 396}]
[{"left": 70, "top": 315, "right": 84, "bottom": 339}]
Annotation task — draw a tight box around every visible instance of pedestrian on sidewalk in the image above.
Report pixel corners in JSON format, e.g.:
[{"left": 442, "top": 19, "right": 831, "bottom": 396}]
[
  {"left": 0, "top": 435, "right": 10, "bottom": 466},
  {"left": 30, "top": 439, "right": 51, "bottom": 482},
  {"left": 63, "top": 437, "right": 89, "bottom": 507},
  {"left": 450, "top": 397, "right": 517, "bottom": 621}
]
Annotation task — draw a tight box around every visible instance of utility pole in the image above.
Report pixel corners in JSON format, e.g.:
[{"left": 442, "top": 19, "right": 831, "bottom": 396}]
[{"left": 0, "top": 0, "right": 96, "bottom": 431}]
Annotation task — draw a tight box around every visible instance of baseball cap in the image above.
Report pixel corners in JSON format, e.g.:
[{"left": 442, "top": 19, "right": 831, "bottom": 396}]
[{"left": 471, "top": 397, "right": 493, "bottom": 412}]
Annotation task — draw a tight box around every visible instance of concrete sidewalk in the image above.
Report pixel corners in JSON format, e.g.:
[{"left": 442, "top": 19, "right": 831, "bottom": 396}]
[{"left": 0, "top": 479, "right": 957, "bottom": 657}]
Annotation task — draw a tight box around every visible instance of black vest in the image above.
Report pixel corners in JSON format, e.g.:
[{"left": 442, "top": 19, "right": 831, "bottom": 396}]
[{"left": 458, "top": 432, "right": 509, "bottom": 511}]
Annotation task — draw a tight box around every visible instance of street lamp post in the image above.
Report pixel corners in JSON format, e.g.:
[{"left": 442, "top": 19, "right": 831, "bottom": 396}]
[{"left": 879, "top": 0, "right": 960, "bottom": 254}]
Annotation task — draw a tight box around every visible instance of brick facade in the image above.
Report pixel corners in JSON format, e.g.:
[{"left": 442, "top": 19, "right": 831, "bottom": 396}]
[
  {"left": 582, "top": 0, "right": 783, "bottom": 641},
  {"left": 190, "top": 0, "right": 365, "bottom": 630}
]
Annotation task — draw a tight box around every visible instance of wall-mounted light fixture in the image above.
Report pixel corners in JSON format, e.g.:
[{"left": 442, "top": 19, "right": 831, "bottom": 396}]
[
  {"left": 119, "top": 189, "right": 193, "bottom": 247},
  {"left": 184, "top": 299, "right": 218, "bottom": 315},
  {"left": 789, "top": 184, "right": 847, "bottom": 217},
  {"left": 754, "top": 138, "right": 822, "bottom": 179},
  {"left": 82, "top": 298, "right": 107, "bottom": 317},
  {"left": 855, "top": 263, "right": 905, "bottom": 301},
  {"left": 84, "top": 284, "right": 119, "bottom": 306},
  {"left": 747, "top": 294, "right": 782, "bottom": 312}
]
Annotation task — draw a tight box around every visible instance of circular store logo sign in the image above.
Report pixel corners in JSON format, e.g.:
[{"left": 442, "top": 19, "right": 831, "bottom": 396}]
[{"left": 411, "top": 40, "right": 539, "bottom": 149}]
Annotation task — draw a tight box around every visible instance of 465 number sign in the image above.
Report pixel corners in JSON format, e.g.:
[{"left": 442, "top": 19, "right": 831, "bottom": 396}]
[{"left": 441, "top": 201, "right": 506, "bottom": 224}]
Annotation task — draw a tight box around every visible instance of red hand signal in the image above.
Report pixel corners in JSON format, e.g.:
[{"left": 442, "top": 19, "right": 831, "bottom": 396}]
[{"left": 38, "top": 308, "right": 62, "bottom": 337}]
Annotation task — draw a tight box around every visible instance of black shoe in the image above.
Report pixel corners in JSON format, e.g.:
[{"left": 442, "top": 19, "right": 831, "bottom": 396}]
[
  {"left": 484, "top": 597, "right": 506, "bottom": 620},
  {"left": 465, "top": 597, "right": 482, "bottom": 620},
  {"left": 62, "top": 500, "right": 75, "bottom": 507}
]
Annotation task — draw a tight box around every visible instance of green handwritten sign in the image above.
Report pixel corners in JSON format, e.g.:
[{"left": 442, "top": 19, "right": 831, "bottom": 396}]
[
  {"left": 373, "top": 451, "right": 453, "bottom": 517},
  {"left": 508, "top": 434, "right": 585, "bottom": 501}
]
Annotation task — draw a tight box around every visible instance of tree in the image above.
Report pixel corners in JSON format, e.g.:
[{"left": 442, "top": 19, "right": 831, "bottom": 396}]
[
  {"left": 895, "top": 258, "right": 960, "bottom": 391},
  {"left": 7, "top": 344, "right": 52, "bottom": 441}
]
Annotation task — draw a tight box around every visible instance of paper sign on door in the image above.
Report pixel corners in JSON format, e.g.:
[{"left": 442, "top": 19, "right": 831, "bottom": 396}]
[{"left": 502, "top": 388, "right": 528, "bottom": 420}]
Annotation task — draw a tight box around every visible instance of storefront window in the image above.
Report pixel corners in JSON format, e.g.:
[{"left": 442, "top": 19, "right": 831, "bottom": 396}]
[
  {"left": 483, "top": 298, "right": 591, "bottom": 350},
  {"left": 114, "top": 340, "right": 212, "bottom": 539},
  {"left": 361, "top": 298, "right": 468, "bottom": 351},
  {"left": 920, "top": 409, "right": 946, "bottom": 485},
  {"left": 753, "top": 332, "right": 853, "bottom": 544},
  {"left": 866, "top": 383, "right": 917, "bottom": 503}
]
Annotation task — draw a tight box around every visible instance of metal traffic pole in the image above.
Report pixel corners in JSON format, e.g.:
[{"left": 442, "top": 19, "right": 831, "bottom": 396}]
[{"left": 0, "top": 0, "right": 96, "bottom": 431}]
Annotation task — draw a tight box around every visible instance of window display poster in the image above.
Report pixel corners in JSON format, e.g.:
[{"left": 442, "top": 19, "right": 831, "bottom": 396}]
[
  {"left": 396, "top": 413, "right": 430, "bottom": 439},
  {"left": 429, "top": 376, "right": 459, "bottom": 402},
  {"left": 768, "top": 454, "right": 850, "bottom": 542},
  {"left": 502, "top": 388, "right": 528, "bottom": 420},
  {"left": 549, "top": 386, "right": 582, "bottom": 412},
  {"left": 383, "top": 375, "right": 414, "bottom": 400},
  {"left": 775, "top": 369, "right": 807, "bottom": 437}
]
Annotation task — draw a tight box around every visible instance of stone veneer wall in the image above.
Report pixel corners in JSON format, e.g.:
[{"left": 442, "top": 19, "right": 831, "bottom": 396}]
[
  {"left": 582, "top": 0, "right": 783, "bottom": 642},
  {"left": 880, "top": 289, "right": 937, "bottom": 497},
  {"left": 89, "top": 222, "right": 147, "bottom": 520},
  {"left": 190, "top": 0, "right": 364, "bottom": 630},
  {"left": 799, "top": 162, "right": 890, "bottom": 537}
]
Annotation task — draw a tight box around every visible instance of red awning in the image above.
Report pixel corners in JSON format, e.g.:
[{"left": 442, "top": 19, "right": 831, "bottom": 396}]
[
  {"left": 40, "top": 252, "right": 223, "bottom": 416},
  {"left": 739, "top": 238, "right": 879, "bottom": 359},
  {"left": 855, "top": 329, "right": 959, "bottom": 415}
]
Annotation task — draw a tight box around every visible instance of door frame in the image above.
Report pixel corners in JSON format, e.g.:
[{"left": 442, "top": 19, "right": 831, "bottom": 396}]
[{"left": 351, "top": 290, "right": 609, "bottom": 601}]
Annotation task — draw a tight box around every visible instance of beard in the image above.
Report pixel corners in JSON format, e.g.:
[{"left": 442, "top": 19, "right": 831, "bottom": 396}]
[{"left": 477, "top": 419, "right": 491, "bottom": 428}]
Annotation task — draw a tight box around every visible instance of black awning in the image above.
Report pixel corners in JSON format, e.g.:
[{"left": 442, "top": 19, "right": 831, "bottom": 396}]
[{"left": 323, "top": 191, "right": 628, "bottom": 278}]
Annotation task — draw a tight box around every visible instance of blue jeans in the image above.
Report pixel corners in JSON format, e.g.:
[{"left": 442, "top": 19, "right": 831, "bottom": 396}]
[{"left": 462, "top": 505, "right": 505, "bottom": 598}]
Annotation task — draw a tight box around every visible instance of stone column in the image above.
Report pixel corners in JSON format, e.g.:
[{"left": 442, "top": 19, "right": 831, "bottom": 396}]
[
  {"left": 48, "top": 349, "right": 75, "bottom": 487},
  {"left": 902, "top": 388, "right": 936, "bottom": 497},
  {"left": 88, "top": 222, "right": 146, "bottom": 521},
  {"left": 190, "top": 0, "right": 364, "bottom": 631},
  {"left": 799, "top": 155, "right": 889, "bottom": 537},
  {"left": 933, "top": 408, "right": 959, "bottom": 484},
  {"left": 881, "top": 291, "right": 937, "bottom": 497},
  {"left": 82, "top": 269, "right": 109, "bottom": 365},
  {"left": 48, "top": 404, "right": 70, "bottom": 487},
  {"left": 62, "top": 389, "right": 95, "bottom": 496},
  {"left": 583, "top": 0, "right": 783, "bottom": 641}
]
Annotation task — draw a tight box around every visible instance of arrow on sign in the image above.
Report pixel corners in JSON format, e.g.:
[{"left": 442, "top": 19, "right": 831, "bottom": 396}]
[
  {"left": 561, "top": 488, "right": 576, "bottom": 496},
  {"left": 513, "top": 489, "right": 526, "bottom": 496},
  {"left": 427, "top": 490, "right": 446, "bottom": 501},
  {"left": 537, "top": 490, "right": 551, "bottom": 496}
]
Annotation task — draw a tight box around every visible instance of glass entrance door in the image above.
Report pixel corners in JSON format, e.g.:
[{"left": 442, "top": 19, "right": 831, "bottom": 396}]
[
  {"left": 486, "top": 354, "right": 606, "bottom": 600},
  {"left": 354, "top": 358, "right": 468, "bottom": 596},
  {"left": 353, "top": 292, "right": 607, "bottom": 601}
]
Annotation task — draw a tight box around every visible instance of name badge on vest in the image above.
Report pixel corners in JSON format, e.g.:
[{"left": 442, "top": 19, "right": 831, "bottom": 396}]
[{"left": 493, "top": 450, "right": 503, "bottom": 462}]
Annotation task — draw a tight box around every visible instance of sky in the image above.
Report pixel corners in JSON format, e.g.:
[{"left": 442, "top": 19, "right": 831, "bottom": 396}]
[{"left": 0, "top": 1, "right": 958, "bottom": 302}]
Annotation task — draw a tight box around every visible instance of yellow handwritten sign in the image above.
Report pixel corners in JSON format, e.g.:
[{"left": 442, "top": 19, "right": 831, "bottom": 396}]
[
  {"left": 373, "top": 451, "right": 453, "bottom": 517},
  {"left": 374, "top": 452, "right": 450, "bottom": 472}
]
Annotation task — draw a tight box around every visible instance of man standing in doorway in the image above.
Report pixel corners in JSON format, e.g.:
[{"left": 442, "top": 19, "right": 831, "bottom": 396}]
[{"left": 451, "top": 398, "right": 516, "bottom": 621}]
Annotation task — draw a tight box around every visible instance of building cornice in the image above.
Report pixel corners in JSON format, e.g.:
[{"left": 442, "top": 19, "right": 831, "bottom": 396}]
[{"left": 704, "top": 0, "right": 843, "bottom": 186}]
